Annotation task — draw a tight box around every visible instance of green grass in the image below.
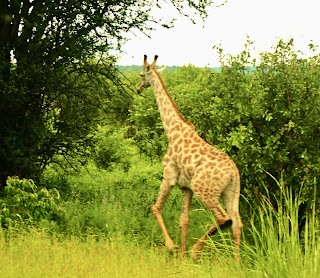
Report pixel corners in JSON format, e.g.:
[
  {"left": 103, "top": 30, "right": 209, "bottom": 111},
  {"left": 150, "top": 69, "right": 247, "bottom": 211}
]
[
  {"left": 1, "top": 182, "right": 319, "bottom": 278},
  {"left": 0, "top": 229, "right": 234, "bottom": 278}
]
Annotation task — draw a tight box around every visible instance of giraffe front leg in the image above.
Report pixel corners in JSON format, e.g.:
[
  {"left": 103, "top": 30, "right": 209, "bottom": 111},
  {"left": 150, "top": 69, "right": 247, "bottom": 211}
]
[{"left": 152, "top": 180, "right": 176, "bottom": 251}]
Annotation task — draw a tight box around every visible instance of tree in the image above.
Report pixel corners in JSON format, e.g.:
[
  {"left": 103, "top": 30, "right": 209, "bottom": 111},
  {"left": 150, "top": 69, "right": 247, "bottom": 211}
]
[{"left": 0, "top": 0, "right": 216, "bottom": 187}]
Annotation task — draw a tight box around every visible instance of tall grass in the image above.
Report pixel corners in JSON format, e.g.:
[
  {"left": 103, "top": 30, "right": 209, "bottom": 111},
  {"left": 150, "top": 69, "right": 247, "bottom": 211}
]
[
  {"left": 189, "top": 179, "right": 320, "bottom": 277},
  {"left": 240, "top": 181, "right": 320, "bottom": 277}
]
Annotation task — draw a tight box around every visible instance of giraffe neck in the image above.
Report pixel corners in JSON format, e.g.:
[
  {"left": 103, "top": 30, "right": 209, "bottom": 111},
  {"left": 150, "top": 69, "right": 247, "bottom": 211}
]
[{"left": 150, "top": 69, "right": 195, "bottom": 142}]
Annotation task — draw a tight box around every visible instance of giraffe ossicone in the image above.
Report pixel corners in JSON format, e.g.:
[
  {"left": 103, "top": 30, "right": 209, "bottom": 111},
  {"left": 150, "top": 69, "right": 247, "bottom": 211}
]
[{"left": 137, "top": 55, "right": 243, "bottom": 262}]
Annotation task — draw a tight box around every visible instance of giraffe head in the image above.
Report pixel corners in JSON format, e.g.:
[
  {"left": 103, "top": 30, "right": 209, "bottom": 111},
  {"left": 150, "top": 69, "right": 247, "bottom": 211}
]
[{"left": 137, "top": 55, "right": 165, "bottom": 94}]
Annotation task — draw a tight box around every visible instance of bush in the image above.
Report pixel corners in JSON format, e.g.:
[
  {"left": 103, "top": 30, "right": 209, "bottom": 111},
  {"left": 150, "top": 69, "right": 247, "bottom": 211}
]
[
  {"left": 0, "top": 176, "right": 63, "bottom": 228},
  {"left": 92, "top": 126, "right": 134, "bottom": 171}
]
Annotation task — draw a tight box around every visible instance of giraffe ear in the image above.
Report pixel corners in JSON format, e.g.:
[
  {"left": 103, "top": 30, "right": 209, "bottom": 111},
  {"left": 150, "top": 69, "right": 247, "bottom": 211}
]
[
  {"left": 157, "top": 67, "right": 166, "bottom": 75},
  {"left": 151, "top": 55, "right": 158, "bottom": 67}
]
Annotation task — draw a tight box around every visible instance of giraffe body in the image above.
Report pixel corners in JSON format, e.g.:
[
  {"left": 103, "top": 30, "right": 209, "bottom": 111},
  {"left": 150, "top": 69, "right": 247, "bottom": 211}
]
[{"left": 137, "top": 55, "right": 242, "bottom": 261}]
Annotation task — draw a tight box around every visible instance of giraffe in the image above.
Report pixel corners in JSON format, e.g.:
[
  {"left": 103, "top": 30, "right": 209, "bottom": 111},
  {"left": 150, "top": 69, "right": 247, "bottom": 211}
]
[{"left": 137, "top": 55, "right": 242, "bottom": 262}]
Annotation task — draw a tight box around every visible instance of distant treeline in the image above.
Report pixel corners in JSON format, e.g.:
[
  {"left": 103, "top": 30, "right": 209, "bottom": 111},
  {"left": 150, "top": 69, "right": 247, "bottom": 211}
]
[{"left": 116, "top": 65, "right": 222, "bottom": 72}]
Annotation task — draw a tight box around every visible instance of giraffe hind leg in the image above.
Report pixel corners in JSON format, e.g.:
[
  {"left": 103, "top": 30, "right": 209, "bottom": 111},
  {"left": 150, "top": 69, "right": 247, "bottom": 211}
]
[
  {"left": 221, "top": 182, "right": 242, "bottom": 263},
  {"left": 180, "top": 188, "right": 193, "bottom": 255},
  {"left": 191, "top": 198, "right": 231, "bottom": 259}
]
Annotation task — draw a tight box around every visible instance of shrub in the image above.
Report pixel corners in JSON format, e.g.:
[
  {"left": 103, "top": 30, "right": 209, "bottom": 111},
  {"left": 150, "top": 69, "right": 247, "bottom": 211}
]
[
  {"left": 0, "top": 176, "right": 63, "bottom": 228},
  {"left": 92, "top": 126, "right": 134, "bottom": 171}
]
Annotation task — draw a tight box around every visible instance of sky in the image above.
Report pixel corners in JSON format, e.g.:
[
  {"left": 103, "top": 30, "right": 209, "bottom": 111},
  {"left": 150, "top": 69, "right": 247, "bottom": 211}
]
[{"left": 117, "top": 0, "right": 320, "bottom": 67}]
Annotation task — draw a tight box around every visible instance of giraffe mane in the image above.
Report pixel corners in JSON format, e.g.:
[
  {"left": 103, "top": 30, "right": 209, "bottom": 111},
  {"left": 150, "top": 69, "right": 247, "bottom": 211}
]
[{"left": 153, "top": 68, "right": 195, "bottom": 129}]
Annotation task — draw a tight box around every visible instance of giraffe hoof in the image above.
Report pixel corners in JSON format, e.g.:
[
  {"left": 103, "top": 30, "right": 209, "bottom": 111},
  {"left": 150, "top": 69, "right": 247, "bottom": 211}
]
[
  {"left": 165, "top": 240, "right": 175, "bottom": 250},
  {"left": 171, "top": 246, "right": 180, "bottom": 254},
  {"left": 165, "top": 242, "right": 179, "bottom": 255},
  {"left": 168, "top": 245, "right": 179, "bottom": 254},
  {"left": 190, "top": 249, "right": 200, "bottom": 260}
]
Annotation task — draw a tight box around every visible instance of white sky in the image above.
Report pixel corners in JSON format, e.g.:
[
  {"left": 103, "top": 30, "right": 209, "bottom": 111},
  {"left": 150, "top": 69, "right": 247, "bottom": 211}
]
[{"left": 117, "top": 0, "right": 320, "bottom": 67}]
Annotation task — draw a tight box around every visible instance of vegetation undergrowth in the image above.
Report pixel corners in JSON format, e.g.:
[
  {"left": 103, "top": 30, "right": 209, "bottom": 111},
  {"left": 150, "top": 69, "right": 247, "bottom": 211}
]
[{"left": 1, "top": 179, "right": 319, "bottom": 278}]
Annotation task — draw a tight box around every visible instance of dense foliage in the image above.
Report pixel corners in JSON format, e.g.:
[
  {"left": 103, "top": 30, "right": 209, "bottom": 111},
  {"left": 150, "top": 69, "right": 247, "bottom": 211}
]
[{"left": 0, "top": 34, "right": 319, "bottom": 235}]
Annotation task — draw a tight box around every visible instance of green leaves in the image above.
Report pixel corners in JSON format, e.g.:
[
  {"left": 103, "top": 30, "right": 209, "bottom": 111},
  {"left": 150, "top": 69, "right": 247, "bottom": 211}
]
[
  {"left": 92, "top": 126, "right": 134, "bottom": 171},
  {"left": 0, "top": 176, "right": 63, "bottom": 228}
]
